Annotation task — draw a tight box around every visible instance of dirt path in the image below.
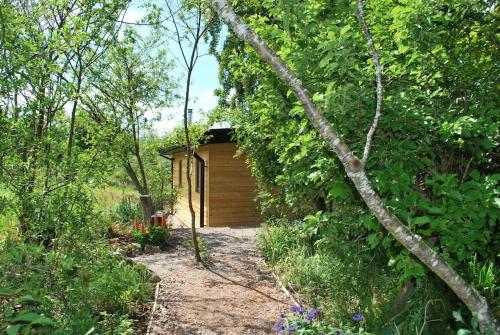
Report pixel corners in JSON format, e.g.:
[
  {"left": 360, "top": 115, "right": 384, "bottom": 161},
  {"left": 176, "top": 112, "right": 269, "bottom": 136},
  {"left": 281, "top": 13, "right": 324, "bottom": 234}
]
[{"left": 135, "top": 226, "right": 290, "bottom": 335}]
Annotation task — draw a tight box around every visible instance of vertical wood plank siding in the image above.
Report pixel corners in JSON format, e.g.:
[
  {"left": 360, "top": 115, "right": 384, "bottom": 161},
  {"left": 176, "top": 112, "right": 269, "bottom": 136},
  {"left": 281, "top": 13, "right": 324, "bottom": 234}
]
[
  {"left": 172, "top": 143, "right": 260, "bottom": 227},
  {"left": 207, "top": 143, "right": 260, "bottom": 227},
  {"left": 172, "top": 147, "right": 209, "bottom": 227}
]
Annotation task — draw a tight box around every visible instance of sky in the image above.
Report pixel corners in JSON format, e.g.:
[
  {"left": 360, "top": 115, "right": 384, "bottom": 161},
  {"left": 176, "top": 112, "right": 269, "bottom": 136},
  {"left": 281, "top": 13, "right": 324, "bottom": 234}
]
[{"left": 123, "top": 1, "right": 223, "bottom": 135}]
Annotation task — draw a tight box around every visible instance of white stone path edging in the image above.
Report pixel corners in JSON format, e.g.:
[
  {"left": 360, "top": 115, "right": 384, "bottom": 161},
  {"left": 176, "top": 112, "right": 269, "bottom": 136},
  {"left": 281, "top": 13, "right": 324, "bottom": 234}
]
[{"left": 146, "top": 282, "right": 160, "bottom": 335}]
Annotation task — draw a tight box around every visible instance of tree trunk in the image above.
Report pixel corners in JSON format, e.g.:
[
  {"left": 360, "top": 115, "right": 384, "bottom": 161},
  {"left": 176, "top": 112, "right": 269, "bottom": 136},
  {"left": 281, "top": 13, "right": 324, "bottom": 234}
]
[
  {"left": 166, "top": 2, "right": 205, "bottom": 263},
  {"left": 67, "top": 57, "right": 83, "bottom": 160},
  {"left": 183, "top": 66, "right": 202, "bottom": 263},
  {"left": 140, "top": 194, "right": 153, "bottom": 226},
  {"left": 124, "top": 162, "right": 153, "bottom": 225},
  {"left": 207, "top": 0, "right": 498, "bottom": 331}
]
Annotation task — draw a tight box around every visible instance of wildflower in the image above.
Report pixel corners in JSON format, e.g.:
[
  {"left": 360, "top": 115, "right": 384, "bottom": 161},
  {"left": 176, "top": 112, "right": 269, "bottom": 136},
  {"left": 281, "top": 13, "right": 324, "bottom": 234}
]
[
  {"left": 274, "top": 317, "right": 285, "bottom": 333},
  {"left": 352, "top": 313, "right": 364, "bottom": 322},
  {"left": 140, "top": 223, "right": 145, "bottom": 234},
  {"left": 287, "top": 322, "right": 298, "bottom": 332},
  {"left": 305, "top": 307, "right": 319, "bottom": 321},
  {"left": 289, "top": 305, "right": 305, "bottom": 314}
]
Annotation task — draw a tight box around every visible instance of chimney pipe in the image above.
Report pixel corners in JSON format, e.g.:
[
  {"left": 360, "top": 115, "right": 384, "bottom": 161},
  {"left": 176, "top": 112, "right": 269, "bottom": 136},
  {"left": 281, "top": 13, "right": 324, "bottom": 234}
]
[{"left": 187, "top": 108, "right": 193, "bottom": 124}]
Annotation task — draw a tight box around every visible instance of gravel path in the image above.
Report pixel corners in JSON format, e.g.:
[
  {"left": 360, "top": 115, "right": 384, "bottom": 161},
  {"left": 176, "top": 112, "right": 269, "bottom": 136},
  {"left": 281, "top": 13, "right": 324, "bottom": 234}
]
[{"left": 135, "top": 225, "right": 290, "bottom": 335}]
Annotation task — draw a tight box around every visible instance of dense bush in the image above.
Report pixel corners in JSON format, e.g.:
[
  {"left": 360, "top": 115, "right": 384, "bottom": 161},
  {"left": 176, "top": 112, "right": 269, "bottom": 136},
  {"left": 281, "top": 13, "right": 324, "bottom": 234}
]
[
  {"left": 258, "top": 215, "right": 500, "bottom": 334},
  {"left": 0, "top": 185, "right": 153, "bottom": 334},
  {"left": 0, "top": 235, "right": 152, "bottom": 334},
  {"left": 113, "top": 196, "right": 143, "bottom": 225},
  {"left": 133, "top": 225, "right": 170, "bottom": 249},
  {"left": 215, "top": 0, "right": 499, "bottom": 331}
]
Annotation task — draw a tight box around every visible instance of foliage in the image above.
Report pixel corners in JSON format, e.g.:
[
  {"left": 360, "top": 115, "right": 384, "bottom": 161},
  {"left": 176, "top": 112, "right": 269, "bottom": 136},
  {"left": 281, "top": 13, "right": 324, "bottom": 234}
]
[
  {"left": 258, "top": 221, "right": 399, "bottom": 331},
  {"left": 83, "top": 27, "right": 175, "bottom": 223},
  {"left": 113, "top": 197, "right": 143, "bottom": 225},
  {"left": 0, "top": 0, "right": 176, "bottom": 333},
  {"left": 3, "top": 308, "right": 55, "bottom": 335},
  {"left": 273, "top": 305, "right": 375, "bottom": 335},
  {"left": 132, "top": 225, "right": 170, "bottom": 248},
  {"left": 141, "top": 137, "right": 176, "bottom": 211},
  {"left": 0, "top": 234, "right": 152, "bottom": 334},
  {"left": 214, "top": 0, "right": 499, "bottom": 329},
  {"left": 161, "top": 123, "right": 212, "bottom": 150},
  {"left": 98, "top": 311, "right": 136, "bottom": 335},
  {"left": 453, "top": 310, "right": 497, "bottom": 335}
]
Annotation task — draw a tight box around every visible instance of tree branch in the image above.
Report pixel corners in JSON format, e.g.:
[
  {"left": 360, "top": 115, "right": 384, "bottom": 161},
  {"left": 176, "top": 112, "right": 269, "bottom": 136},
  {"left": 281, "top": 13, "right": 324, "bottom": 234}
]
[{"left": 357, "top": 0, "right": 383, "bottom": 167}]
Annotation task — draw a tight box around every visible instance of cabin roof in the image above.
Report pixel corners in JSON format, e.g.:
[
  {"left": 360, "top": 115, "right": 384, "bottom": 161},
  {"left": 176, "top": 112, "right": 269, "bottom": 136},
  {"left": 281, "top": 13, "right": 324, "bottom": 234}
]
[{"left": 160, "top": 128, "right": 235, "bottom": 156}]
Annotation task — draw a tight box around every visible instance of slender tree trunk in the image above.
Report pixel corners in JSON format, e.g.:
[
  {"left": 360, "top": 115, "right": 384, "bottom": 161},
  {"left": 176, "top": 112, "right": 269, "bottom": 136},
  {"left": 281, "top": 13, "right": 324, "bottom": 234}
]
[
  {"left": 207, "top": 0, "right": 498, "bottom": 331},
  {"left": 183, "top": 66, "right": 202, "bottom": 263},
  {"left": 165, "top": 1, "right": 205, "bottom": 263},
  {"left": 67, "top": 57, "right": 83, "bottom": 160}
]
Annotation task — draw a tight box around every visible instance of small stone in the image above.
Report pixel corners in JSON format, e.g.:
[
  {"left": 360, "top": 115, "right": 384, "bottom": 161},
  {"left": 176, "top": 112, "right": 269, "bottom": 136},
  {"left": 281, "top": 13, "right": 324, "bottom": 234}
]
[
  {"left": 145, "top": 245, "right": 161, "bottom": 254},
  {"left": 113, "top": 248, "right": 126, "bottom": 257},
  {"left": 150, "top": 273, "right": 161, "bottom": 283},
  {"left": 125, "top": 243, "right": 143, "bottom": 257}
]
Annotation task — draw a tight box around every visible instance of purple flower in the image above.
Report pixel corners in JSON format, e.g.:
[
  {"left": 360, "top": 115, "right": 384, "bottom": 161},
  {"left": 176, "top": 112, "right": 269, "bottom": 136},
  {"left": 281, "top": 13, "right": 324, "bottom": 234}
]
[
  {"left": 352, "top": 313, "right": 364, "bottom": 322},
  {"left": 289, "top": 305, "right": 306, "bottom": 314},
  {"left": 274, "top": 317, "right": 285, "bottom": 333},
  {"left": 305, "top": 307, "right": 320, "bottom": 321}
]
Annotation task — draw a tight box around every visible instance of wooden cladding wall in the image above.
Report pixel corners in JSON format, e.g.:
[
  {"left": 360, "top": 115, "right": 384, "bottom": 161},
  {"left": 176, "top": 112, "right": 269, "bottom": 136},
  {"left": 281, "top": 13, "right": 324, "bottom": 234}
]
[
  {"left": 171, "top": 143, "right": 260, "bottom": 227},
  {"left": 172, "top": 147, "right": 209, "bottom": 227},
  {"left": 207, "top": 143, "right": 260, "bottom": 227}
]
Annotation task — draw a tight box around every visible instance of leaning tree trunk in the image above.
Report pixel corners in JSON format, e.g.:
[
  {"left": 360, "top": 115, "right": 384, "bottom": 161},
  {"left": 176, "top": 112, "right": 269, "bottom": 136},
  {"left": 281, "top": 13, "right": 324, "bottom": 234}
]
[{"left": 207, "top": 0, "right": 498, "bottom": 331}]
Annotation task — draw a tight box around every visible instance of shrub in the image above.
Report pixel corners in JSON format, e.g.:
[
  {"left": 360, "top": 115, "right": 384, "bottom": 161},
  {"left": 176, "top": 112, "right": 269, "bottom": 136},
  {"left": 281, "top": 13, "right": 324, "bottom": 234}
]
[
  {"left": 0, "top": 233, "right": 153, "bottom": 334},
  {"left": 258, "top": 219, "right": 460, "bottom": 334},
  {"left": 113, "top": 196, "right": 142, "bottom": 224},
  {"left": 132, "top": 224, "right": 170, "bottom": 249}
]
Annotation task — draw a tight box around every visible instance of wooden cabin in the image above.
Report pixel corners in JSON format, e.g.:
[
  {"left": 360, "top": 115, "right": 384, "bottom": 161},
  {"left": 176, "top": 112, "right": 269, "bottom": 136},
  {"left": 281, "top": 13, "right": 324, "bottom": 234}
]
[{"left": 160, "top": 128, "right": 261, "bottom": 228}]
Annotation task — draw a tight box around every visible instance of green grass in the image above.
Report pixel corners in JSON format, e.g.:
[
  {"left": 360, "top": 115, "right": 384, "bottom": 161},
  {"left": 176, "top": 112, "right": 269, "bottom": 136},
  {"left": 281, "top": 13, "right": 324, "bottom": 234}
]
[{"left": 93, "top": 185, "right": 138, "bottom": 212}]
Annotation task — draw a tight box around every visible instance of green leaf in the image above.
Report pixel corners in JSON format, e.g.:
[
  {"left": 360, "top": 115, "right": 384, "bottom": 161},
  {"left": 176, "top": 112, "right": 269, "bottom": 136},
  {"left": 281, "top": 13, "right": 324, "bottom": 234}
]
[
  {"left": 367, "top": 233, "right": 380, "bottom": 249},
  {"left": 17, "top": 295, "right": 38, "bottom": 304},
  {"left": 12, "top": 312, "right": 42, "bottom": 323},
  {"left": 0, "top": 288, "right": 20, "bottom": 296},
  {"left": 470, "top": 170, "right": 480, "bottom": 181},
  {"left": 452, "top": 310, "right": 463, "bottom": 322},
  {"left": 5, "top": 325, "right": 21, "bottom": 335},
  {"left": 413, "top": 216, "right": 431, "bottom": 225},
  {"left": 340, "top": 25, "right": 350, "bottom": 35},
  {"left": 470, "top": 316, "right": 478, "bottom": 329},
  {"left": 32, "top": 316, "right": 55, "bottom": 326}
]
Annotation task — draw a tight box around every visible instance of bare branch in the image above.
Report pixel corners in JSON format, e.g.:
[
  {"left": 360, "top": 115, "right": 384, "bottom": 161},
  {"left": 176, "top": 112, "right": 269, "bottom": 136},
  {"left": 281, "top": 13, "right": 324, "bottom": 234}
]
[
  {"left": 165, "top": 0, "right": 189, "bottom": 67},
  {"left": 357, "top": 0, "right": 383, "bottom": 167}
]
